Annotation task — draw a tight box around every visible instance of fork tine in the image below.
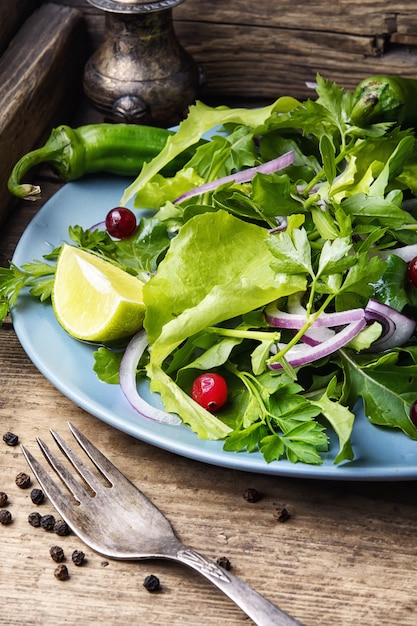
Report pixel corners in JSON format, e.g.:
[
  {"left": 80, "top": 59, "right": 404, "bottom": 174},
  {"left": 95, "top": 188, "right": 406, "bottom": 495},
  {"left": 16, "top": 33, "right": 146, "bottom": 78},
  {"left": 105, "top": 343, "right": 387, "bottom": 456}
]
[
  {"left": 49, "top": 427, "right": 111, "bottom": 495},
  {"left": 21, "top": 444, "right": 82, "bottom": 521},
  {"left": 67, "top": 422, "right": 133, "bottom": 488},
  {"left": 36, "top": 437, "right": 91, "bottom": 503}
]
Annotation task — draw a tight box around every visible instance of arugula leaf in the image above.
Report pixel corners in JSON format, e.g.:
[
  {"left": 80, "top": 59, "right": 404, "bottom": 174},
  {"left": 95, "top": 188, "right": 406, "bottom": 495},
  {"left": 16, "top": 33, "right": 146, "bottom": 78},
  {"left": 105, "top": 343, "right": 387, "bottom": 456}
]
[
  {"left": 211, "top": 173, "right": 303, "bottom": 228},
  {"left": 320, "top": 134, "right": 337, "bottom": 183},
  {"left": 213, "top": 186, "right": 278, "bottom": 227},
  {"left": 251, "top": 173, "right": 303, "bottom": 217},
  {"left": 311, "top": 205, "right": 349, "bottom": 240},
  {"left": 339, "top": 348, "right": 417, "bottom": 439},
  {"left": 251, "top": 340, "right": 275, "bottom": 375},
  {"left": 114, "top": 218, "right": 171, "bottom": 273},
  {"left": 373, "top": 254, "right": 416, "bottom": 310},
  {"left": 369, "top": 135, "right": 414, "bottom": 197},
  {"left": 341, "top": 193, "right": 410, "bottom": 229},
  {"left": 259, "top": 131, "right": 321, "bottom": 183},
  {"left": 176, "top": 336, "right": 241, "bottom": 377}
]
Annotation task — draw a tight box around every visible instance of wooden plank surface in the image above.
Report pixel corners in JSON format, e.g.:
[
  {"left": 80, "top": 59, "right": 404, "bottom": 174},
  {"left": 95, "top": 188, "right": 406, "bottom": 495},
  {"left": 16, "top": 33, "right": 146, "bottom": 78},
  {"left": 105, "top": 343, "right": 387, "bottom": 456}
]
[
  {"left": 174, "top": 24, "right": 417, "bottom": 100},
  {"left": 1, "top": 176, "right": 417, "bottom": 626},
  {"left": 173, "top": 0, "right": 412, "bottom": 36},
  {"left": 1, "top": 4, "right": 417, "bottom": 623},
  {"left": 0, "top": 0, "right": 38, "bottom": 56},
  {"left": 0, "top": 2, "right": 87, "bottom": 228},
  {"left": 1, "top": 320, "right": 417, "bottom": 625},
  {"left": 51, "top": 0, "right": 417, "bottom": 38},
  {"left": 45, "top": 0, "right": 417, "bottom": 102}
]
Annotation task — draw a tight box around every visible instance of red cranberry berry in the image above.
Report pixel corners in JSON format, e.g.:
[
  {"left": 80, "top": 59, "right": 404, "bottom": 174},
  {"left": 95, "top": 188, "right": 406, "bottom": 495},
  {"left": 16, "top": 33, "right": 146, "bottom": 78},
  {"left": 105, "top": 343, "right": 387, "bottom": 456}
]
[
  {"left": 105, "top": 207, "right": 137, "bottom": 239},
  {"left": 406, "top": 256, "right": 417, "bottom": 288},
  {"left": 191, "top": 373, "right": 228, "bottom": 412}
]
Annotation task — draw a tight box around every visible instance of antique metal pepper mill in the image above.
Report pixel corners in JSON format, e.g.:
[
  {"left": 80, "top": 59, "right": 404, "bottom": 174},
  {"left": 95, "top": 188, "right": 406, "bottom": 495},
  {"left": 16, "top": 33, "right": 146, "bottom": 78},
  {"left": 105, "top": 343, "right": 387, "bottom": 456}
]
[{"left": 83, "top": 0, "right": 201, "bottom": 126}]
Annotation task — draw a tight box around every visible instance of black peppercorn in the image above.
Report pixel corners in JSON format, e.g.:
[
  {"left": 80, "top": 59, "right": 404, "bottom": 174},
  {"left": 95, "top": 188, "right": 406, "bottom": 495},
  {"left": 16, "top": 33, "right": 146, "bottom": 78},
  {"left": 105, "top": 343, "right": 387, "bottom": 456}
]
[
  {"left": 71, "top": 549, "right": 85, "bottom": 566},
  {"left": 28, "top": 511, "right": 42, "bottom": 527},
  {"left": 54, "top": 563, "right": 69, "bottom": 581},
  {"left": 15, "top": 472, "right": 31, "bottom": 489},
  {"left": 40, "top": 514, "right": 56, "bottom": 531},
  {"left": 216, "top": 556, "right": 232, "bottom": 570},
  {"left": 30, "top": 488, "right": 45, "bottom": 505},
  {"left": 273, "top": 507, "right": 290, "bottom": 523},
  {"left": 0, "top": 492, "right": 8, "bottom": 507},
  {"left": 0, "top": 509, "right": 12, "bottom": 525},
  {"left": 242, "top": 488, "right": 261, "bottom": 503},
  {"left": 143, "top": 574, "right": 160, "bottom": 592},
  {"left": 54, "top": 519, "right": 70, "bottom": 536},
  {"left": 3, "top": 432, "right": 19, "bottom": 446},
  {"left": 50, "top": 546, "right": 65, "bottom": 563}
]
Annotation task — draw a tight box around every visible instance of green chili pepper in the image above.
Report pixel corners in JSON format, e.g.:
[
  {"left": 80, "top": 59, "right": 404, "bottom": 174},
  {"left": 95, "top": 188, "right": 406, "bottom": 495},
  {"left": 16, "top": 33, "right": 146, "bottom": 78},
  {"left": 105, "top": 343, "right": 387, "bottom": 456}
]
[
  {"left": 350, "top": 75, "right": 417, "bottom": 128},
  {"left": 8, "top": 123, "right": 199, "bottom": 201}
]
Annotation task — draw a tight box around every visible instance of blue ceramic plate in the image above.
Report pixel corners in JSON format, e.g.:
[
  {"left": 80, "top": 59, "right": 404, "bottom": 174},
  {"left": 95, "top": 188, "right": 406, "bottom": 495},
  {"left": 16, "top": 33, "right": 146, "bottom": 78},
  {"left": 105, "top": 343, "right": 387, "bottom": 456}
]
[{"left": 11, "top": 176, "right": 417, "bottom": 480}]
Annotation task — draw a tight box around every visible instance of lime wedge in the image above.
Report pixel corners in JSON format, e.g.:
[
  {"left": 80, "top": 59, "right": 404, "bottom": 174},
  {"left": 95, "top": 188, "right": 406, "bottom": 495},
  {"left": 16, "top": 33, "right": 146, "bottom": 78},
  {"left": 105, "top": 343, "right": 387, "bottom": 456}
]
[{"left": 52, "top": 243, "right": 146, "bottom": 342}]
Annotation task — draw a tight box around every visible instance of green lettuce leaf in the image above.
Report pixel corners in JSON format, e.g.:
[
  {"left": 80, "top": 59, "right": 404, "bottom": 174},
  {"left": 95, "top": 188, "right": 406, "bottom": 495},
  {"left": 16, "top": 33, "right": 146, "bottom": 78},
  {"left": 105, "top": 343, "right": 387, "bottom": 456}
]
[
  {"left": 143, "top": 210, "right": 306, "bottom": 366},
  {"left": 147, "top": 363, "right": 231, "bottom": 439},
  {"left": 120, "top": 98, "right": 299, "bottom": 206}
]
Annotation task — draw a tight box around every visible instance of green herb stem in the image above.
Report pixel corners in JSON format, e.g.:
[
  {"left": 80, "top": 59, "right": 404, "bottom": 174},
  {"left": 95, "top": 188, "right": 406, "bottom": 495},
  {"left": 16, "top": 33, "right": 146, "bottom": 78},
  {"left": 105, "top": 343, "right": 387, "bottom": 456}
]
[{"left": 206, "top": 326, "right": 281, "bottom": 343}]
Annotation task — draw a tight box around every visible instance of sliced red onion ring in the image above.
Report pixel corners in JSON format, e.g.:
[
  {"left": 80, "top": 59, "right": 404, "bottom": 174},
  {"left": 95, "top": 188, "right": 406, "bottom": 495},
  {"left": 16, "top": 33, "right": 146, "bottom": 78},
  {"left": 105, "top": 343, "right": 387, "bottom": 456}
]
[
  {"left": 300, "top": 326, "right": 336, "bottom": 346},
  {"left": 268, "top": 216, "right": 288, "bottom": 234},
  {"left": 268, "top": 318, "right": 367, "bottom": 369},
  {"left": 119, "top": 330, "right": 181, "bottom": 425},
  {"left": 364, "top": 298, "right": 416, "bottom": 351},
  {"left": 265, "top": 302, "right": 365, "bottom": 329},
  {"left": 173, "top": 151, "right": 295, "bottom": 204}
]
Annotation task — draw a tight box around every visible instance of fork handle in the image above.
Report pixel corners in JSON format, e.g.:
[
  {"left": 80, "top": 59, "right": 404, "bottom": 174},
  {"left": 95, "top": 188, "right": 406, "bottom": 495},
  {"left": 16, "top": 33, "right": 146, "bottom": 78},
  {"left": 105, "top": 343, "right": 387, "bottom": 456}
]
[{"left": 175, "top": 545, "right": 303, "bottom": 626}]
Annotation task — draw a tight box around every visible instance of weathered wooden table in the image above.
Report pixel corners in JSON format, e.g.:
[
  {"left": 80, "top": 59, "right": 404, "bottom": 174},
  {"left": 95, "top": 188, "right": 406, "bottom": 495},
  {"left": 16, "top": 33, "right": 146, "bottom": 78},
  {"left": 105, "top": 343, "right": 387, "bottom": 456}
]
[
  {"left": 2, "top": 2, "right": 417, "bottom": 623},
  {"left": 1, "top": 161, "right": 417, "bottom": 626}
]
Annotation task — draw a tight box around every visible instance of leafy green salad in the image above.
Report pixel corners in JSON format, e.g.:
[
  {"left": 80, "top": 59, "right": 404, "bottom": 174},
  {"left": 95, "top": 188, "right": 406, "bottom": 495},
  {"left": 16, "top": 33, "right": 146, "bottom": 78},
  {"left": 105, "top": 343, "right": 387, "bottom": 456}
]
[{"left": 2, "top": 75, "right": 417, "bottom": 466}]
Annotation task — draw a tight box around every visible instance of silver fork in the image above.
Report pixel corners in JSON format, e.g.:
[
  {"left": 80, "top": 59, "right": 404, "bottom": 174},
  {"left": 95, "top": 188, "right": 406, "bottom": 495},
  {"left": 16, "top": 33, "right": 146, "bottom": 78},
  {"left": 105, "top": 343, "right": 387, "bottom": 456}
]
[{"left": 21, "top": 423, "right": 303, "bottom": 626}]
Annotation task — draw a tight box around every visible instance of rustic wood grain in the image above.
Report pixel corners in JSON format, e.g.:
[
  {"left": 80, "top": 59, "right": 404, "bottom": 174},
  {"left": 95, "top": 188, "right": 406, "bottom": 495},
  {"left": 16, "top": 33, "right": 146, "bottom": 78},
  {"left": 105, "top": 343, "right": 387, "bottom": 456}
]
[
  {"left": 43, "top": 0, "right": 417, "bottom": 103},
  {"left": 174, "top": 23, "right": 417, "bottom": 100},
  {"left": 0, "top": 0, "right": 38, "bottom": 56},
  {"left": 0, "top": 3, "right": 87, "bottom": 228},
  {"left": 48, "top": 0, "right": 417, "bottom": 37},
  {"left": 1, "top": 5, "right": 417, "bottom": 623},
  {"left": 173, "top": 0, "right": 415, "bottom": 37},
  {"left": 1, "top": 319, "right": 417, "bottom": 625},
  {"left": 392, "top": 13, "right": 417, "bottom": 44}
]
